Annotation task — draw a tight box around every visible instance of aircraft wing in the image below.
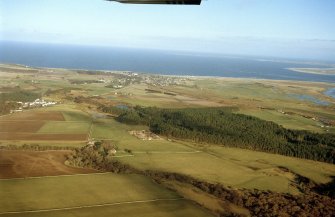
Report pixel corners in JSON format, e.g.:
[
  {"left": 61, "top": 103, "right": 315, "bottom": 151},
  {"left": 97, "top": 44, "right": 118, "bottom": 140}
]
[{"left": 106, "top": 0, "right": 202, "bottom": 5}]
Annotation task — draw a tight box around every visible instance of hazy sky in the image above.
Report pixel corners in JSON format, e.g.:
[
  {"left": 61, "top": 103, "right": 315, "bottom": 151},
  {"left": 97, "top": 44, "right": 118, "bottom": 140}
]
[{"left": 1, "top": 0, "right": 335, "bottom": 60}]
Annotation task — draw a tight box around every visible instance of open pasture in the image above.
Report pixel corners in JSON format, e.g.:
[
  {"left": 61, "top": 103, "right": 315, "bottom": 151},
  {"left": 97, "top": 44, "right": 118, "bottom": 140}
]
[
  {"left": 238, "top": 108, "right": 326, "bottom": 132},
  {"left": 0, "top": 200, "right": 211, "bottom": 217},
  {"left": 37, "top": 122, "right": 90, "bottom": 134},
  {"left": 117, "top": 145, "right": 335, "bottom": 193},
  {"left": 0, "top": 173, "right": 213, "bottom": 217}
]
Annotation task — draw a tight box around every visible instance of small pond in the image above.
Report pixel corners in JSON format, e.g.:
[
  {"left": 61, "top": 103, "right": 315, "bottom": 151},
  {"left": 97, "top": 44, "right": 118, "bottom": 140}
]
[
  {"left": 290, "top": 94, "right": 330, "bottom": 106},
  {"left": 115, "top": 104, "right": 129, "bottom": 110},
  {"left": 324, "top": 88, "right": 335, "bottom": 99}
]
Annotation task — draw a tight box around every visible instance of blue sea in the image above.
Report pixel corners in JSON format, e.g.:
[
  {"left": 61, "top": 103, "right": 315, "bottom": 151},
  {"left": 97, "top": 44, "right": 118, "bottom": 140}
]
[{"left": 1, "top": 41, "right": 335, "bottom": 83}]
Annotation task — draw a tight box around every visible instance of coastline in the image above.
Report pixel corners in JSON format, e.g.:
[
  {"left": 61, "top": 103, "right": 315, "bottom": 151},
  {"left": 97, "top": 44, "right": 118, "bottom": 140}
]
[
  {"left": 288, "top": 67, "right": 335, "bottom": 76},
  {"left": 2, "top": 63, "right": 335, "bottom": 87}
]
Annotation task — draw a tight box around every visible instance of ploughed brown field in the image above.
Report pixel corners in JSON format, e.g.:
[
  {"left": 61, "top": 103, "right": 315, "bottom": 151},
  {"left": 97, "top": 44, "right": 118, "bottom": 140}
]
[
  {"left": 0, "top": 133, "right": 87, "bottom": 141},
  {"left": 0, "top": 150, "right": 97, "bottom": 179},
  {"left": 0, "top": 111, "right": 88, "bottom": 141},
  {"left": 0, "top": 121, "right": 45, "bottom": 132},
  {"left": 0, "top": 111, "right": 65, "bottom": 121}
]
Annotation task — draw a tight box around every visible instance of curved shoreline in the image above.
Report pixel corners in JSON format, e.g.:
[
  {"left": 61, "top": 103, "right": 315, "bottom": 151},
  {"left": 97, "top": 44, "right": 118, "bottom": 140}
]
[{"left": 288, "top": 67, "right": 335, "bottom": 76}]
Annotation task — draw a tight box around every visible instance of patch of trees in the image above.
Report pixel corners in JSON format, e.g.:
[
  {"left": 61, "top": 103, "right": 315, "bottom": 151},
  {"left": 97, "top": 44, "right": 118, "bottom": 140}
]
[
  {"left": 98, "top": 105, "right": 127, "bottom": 116},
  {"left": 313, "top": 176, "right": 335, "bottom": 199},
  {"left": 116, "top": 107, "right": 335, "bottom": 163},
  {"left": 0, "top": 90, "right": 40, "bottom": 103},
  {"left": 145, "top": 89, "right": 177, "bottom": 96},
  {"left": 44, "top": 87, "right": 83, "bottom": 97},
  {"left": 66, "top": 142, "right": 135, "bottom": 173},
  {"left": 44, "top": 88, "right": 68, "bottom": 97},
  {"left": 68, "top": 79, "right": 104, "bottom": 85},
  {"left": 0, "top": 101, "right": 20, "bottom": 115},
  {"left": 72, "top": 96, "right": 104, "bottom": 109},
  {"left": 76, "top": 70, "right": 113, "bottom": 76}
]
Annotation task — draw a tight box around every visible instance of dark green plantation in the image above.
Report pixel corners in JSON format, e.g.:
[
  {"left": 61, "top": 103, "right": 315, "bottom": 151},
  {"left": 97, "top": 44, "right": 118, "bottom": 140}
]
[
  {"left": 117, "top": 107, "right": 335, "bottom": 163},
  {"left": 0, "top": 89, "right": 40, "bottom": 103}
]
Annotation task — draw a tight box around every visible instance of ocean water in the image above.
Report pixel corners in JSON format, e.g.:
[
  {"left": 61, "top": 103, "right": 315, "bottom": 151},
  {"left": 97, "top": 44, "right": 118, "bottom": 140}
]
[{"left": 1, "top": 41, "right": 335, "bottom": 83}]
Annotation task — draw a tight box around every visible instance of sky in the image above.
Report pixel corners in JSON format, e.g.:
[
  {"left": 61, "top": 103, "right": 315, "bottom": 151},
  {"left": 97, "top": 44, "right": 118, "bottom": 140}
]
[{"left": 0, "top": 0, "right": 335, "bottom": 61}]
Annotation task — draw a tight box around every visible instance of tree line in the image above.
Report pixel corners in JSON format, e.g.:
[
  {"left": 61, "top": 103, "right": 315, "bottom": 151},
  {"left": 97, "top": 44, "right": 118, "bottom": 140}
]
[{"left": 116, "top": 106, "right": 335, "bottom": 163}]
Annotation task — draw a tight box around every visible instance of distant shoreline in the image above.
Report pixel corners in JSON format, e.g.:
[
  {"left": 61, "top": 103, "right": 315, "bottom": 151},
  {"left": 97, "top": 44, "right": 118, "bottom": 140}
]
[
  {"left": 2, "top": 63, "right": 335, "bottom": 86},
  {"left": 1, "top": 41, "right": 335, "bottom": 83},
  {"left": 288, "top": 67, "right": 335, "bottom": 75}
]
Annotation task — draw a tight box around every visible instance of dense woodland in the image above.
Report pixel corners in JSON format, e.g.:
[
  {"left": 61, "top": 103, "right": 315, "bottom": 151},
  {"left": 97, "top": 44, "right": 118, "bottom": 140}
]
[{"left": 116, "top": 107, "right": 335, "bottom": 163}]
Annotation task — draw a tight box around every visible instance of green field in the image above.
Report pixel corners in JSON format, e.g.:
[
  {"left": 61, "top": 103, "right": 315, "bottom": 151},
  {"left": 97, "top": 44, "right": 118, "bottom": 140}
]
[
  {"left": 0, "top": 200, "right": 211, "bottom": 217},
  {"left": 89, "top": 116, "right": 335, "bottom": 193},
  {"left": 238, "top": 108, "right": 325, "bottom": 132},
  {"left": 117, "top": 145, "right": 335, "bottom": 193},
  {"left": 0, "top": 173, "right": 213, "bottom": 217},
  {"left": 38, "top": 121, "right": 90, "bottom": 134},
  {"left": 61, "top": 111, "right": 92, "bottom": 122}
]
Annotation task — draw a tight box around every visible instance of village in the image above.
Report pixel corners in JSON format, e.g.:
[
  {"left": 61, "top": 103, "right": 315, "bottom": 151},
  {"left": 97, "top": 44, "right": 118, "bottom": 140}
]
[{"left": 10, "top": 98, "right": 58, "bottom": 113}]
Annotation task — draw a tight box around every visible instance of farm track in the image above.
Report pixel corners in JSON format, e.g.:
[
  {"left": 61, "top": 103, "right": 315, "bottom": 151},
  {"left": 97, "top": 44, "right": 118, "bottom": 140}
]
[
  {"left": 113, "top": 151, "right": 202, "bottom": 158},
  {"left": 0, "top": 172, "right": 110, "bottom": 181},
  {"left": 0, "top": 198, "right": 184, "bottom": 215},
  {"left": 0, "top": 120, "right": 87, "bottom": 123}
]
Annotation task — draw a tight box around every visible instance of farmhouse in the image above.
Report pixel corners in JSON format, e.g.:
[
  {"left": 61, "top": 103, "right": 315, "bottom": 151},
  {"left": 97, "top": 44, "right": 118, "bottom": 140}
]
[
  {"left": 108, "top": 149, "right": 117, "bottom": 155},
  {"left": 10, "top": 109, "right": 23, "bottom": 113},
  {"left": 129, "top": 130, "right": 161, "bottom": 140}
]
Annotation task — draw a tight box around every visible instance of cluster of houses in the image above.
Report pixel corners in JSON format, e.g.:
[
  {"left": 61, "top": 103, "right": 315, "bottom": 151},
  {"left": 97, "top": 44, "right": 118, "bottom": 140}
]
[
  {"left": 10, "top": 98, "right": 58, "bottom": 113},
  {"left": 22, "top": 98, "right": 57, "bottom": 108},
  {"left": 143, "top": 75, "right": 187, "bottom": 87}
]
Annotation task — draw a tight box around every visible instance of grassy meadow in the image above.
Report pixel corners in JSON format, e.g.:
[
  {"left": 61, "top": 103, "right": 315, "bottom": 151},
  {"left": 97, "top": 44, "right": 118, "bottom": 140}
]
[{"left": 0, "top": 173, "right": 213, "bottom": 217}]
